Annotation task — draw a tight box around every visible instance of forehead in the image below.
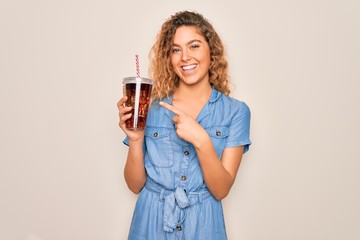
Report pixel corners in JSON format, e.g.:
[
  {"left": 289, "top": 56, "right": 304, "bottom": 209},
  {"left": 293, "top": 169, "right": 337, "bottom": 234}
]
[{"left": 172, "top": 26, "right": 205, "bottom": 44}]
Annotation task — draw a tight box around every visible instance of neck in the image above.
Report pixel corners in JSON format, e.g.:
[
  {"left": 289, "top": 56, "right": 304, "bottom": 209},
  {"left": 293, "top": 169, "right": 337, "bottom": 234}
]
[{"left": 173, "top": 82, "right": 212, "bottom": 102}]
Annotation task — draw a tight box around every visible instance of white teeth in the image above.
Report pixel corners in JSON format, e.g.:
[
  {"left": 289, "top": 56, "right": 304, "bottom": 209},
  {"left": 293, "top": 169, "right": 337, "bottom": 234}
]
[{"left": 182, "top": 64, "right": 196, "bottom": 71}]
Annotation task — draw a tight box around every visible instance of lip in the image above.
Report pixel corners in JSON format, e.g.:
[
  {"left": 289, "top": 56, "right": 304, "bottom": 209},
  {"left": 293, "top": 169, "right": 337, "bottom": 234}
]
[{"left": 181, "top": 64, "right": 197, "bottom": 72}]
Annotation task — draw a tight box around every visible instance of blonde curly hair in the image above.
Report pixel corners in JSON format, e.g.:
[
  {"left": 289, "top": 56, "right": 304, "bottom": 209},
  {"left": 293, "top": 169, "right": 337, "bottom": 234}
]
[{"left": 149, "top": 11, "right": 231, "bottom": 100}]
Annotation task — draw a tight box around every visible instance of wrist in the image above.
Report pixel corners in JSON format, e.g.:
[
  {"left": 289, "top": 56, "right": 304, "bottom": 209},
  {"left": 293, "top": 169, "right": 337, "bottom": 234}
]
[
  {"left": 193, "top": 130, "right": 211, "bottom": 150},
  {"left": 128, "top": 135, "right": 144, "bottom": 146}
]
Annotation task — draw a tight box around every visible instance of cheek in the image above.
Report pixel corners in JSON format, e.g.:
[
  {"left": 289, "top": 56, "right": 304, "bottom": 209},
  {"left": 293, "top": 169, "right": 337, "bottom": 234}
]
[
  {"left": 198, "top": 49, "right": 210, "bottom": 62},
  {"left": 170, "top": 57, "right": 176, "bottom": 68},
  {"left": 170, "top": 53, "right": 178, "bottom": 63},
  {"left": 200, "top": 54, "right": 211, "bottom": 68},
  {"left": 171, "top": 56, "right": 180, "bottom": 71}
]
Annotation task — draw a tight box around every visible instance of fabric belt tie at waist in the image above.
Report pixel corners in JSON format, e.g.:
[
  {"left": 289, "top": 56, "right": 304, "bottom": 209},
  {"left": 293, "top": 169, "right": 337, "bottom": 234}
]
[
  {"left": 163, "top": 187, "right": 189, "bottom": 232},
  {"left": 145, "top": 180, "right": 211, "bottom": 232}
]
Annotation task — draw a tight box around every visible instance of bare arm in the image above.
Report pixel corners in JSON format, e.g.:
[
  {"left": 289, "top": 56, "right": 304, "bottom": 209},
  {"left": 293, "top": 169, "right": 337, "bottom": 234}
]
[
  {"left": 124, "top": 137, "right": 146, "bottom": 194},
  {"left": 194, "top": 135, "right": 244, "bottom": 200},
  {"left": 117, "top": 97, "right": 146, "bottom": 193}
]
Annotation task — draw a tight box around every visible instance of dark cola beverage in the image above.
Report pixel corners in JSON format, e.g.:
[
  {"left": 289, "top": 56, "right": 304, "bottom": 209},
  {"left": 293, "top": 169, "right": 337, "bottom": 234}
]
[{"left": 123, "top": 77, "right": 153, "bottom": 130}]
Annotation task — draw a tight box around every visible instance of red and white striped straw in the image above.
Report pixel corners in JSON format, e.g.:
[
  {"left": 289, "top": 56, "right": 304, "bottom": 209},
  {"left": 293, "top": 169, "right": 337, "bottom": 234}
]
[{"left": 135, "top": 54, "right": 140, "bottom": 77}]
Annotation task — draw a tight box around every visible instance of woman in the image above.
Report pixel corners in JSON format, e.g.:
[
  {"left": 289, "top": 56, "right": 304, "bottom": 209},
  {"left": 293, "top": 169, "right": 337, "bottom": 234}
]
[{"left": 117, "top": 11, "right": 251, "bottom": 240}]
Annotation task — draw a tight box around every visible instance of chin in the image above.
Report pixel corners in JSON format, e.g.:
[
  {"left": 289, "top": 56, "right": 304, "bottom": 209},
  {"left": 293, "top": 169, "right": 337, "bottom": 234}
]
[
  {"left": 182, "top": 79, "right": 199, "bottom": 86},
  {"left": 181, "top": 75, "right": 198, "bottom": 83}
]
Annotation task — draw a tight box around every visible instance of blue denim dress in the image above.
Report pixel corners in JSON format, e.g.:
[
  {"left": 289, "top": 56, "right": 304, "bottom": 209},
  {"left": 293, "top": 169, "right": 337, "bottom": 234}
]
[{"left": 124, "top": 87, "right": 251, "bottom": 240}]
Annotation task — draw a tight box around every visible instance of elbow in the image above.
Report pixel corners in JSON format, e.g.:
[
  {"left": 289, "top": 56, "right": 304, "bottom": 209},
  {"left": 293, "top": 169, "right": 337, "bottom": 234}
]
[
  {"left": 129, "top": 186, "right": 142, "bottom": 194},
  {"left": 212, "top": 190, "right": 230, "bottom": 201},
  {"left": 125, "top": 178, "right": 146, "bottom": 194},
  {"left": 210, "top": 180, "right": 233, "bottom": 200},
  {"left": 127, "top": 183, "right": 144, "bottom": 194}
]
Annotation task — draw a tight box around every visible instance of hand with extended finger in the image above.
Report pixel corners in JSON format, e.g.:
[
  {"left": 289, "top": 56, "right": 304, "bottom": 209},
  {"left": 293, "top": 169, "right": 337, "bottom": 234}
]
[
  {"left": 117, "top": 96, "right": 145, "bottom": 141},
  {"left": 159, "top": 101, "right": 208, "bottom": 145}
]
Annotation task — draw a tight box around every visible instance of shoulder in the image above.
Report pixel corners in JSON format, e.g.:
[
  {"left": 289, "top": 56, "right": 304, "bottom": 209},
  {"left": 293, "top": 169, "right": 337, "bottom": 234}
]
[
  {"left": 217, "top": 94, "right": 251, "bottom": 114},
  {"left": 146, "top": 97, "right": 172, "bottom": 127},
  {"left": 149, "top": 97, "right": 171, "bottom": 112},
  {"left": 148, "top": 99, "right": 164, "bottom": 117}
]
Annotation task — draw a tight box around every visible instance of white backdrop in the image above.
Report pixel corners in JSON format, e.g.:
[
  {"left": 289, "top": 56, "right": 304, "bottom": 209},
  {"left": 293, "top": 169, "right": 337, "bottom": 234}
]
[{"left": 0, "top": 0, "right": 359, "bottom": 239}]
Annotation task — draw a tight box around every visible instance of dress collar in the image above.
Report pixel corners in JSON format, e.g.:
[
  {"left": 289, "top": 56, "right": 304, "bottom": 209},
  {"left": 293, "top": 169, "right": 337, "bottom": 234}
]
[
  {"left": 163, "top": 85, "right": 222, "bottom": 124},
  {"left": 208, "top": 85, "right": 222, "bottom": 103},
  {"left": 162, "top": 85, "right": 221, "bottom": 104}
]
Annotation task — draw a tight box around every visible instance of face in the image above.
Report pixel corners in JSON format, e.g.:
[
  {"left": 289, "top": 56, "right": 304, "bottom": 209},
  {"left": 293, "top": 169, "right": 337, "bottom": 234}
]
[{"left": 171, "top": 26, "right": 211, "bottom": 87}]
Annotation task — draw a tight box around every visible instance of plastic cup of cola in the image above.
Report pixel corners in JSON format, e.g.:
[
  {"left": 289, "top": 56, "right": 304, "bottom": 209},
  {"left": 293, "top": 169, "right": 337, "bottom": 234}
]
[{"left": 123, "top": 77, "right": 153, "bottom": 130}]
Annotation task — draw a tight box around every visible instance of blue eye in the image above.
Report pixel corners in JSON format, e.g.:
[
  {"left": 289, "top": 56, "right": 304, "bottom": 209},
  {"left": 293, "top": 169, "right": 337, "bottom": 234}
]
[
  {"left": 190, "top": 45, "right": 199, "bottom": 50},
  {"left": 172, "top": 48, "right": 181, "bottom": 53}
]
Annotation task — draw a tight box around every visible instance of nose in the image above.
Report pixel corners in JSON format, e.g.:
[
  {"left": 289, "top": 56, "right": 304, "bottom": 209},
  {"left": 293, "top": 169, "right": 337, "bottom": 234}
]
[{"left": 181, "top": 49, "right": 191, "bottom": 61}]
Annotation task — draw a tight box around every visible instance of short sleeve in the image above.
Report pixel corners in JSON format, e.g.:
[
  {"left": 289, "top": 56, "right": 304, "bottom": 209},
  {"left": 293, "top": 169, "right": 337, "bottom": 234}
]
[
  {"left": 225, "top": 102, "right": 252, "bottom": 153},
  {"left": 123, "top": 136, "right": 129, "bottom": 146}
]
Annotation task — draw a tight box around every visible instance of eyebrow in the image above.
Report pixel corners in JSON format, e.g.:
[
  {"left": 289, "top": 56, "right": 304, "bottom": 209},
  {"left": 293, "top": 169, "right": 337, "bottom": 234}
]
[{"left": 172, "top": 39, "right": 203, "bottom": 47}]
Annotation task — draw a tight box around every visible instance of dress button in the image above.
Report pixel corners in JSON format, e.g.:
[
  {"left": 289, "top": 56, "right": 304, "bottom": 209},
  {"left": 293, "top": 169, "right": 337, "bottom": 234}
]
[
  {"left": 176, "top": 226, "right": 182, "bottom": 231},
  {"left": 216, "top": 131, "right": 221, "bottom": 136},
  {"left": 181, "top": 176, "right": 187, "bottom": 181},
  {"left": 184, "top": 151, "right": 189, "bottom": 156},
  {"left": 153, "top": 132, "right": 158, "bottom": 137}
]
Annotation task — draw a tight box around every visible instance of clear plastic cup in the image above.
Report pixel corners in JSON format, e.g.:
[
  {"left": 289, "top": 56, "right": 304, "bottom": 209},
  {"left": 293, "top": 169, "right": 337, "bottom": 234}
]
[{"left": 123, "top": 77, "right": 153, "bottom": 130}]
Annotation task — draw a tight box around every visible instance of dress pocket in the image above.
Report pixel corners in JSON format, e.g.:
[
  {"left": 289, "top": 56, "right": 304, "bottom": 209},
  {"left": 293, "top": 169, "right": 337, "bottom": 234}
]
[
  {"left": 205, "top": 126, "right": 230, "bottom": 157},
  {"left": 145, "top": 127, "right": 174, "bottom": 168}
]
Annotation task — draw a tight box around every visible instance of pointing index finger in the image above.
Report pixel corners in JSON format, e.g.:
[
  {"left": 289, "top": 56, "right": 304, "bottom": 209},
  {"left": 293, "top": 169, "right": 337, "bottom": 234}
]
[{"left": 159, "top": 101, "right": 182, "bottom": 116}]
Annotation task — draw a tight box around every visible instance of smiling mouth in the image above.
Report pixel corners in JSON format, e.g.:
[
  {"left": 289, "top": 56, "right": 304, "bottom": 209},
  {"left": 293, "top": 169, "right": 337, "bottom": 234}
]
[{"left": 181, "top": 64, "right": 197, "bottom": 71}]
